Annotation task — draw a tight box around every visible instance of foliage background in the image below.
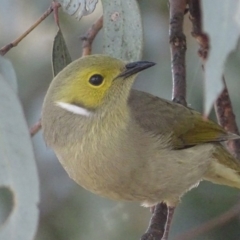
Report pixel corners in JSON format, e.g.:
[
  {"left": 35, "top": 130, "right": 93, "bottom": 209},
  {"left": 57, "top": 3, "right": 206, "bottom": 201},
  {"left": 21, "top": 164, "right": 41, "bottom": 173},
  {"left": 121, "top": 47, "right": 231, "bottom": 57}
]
[{"left": 1, "top": 0, "right": 240, "bottom": 239}]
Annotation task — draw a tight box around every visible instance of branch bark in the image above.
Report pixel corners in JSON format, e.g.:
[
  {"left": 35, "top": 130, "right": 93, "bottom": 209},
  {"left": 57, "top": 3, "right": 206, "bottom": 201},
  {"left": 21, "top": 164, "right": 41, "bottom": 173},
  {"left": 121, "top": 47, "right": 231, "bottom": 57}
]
[
  {"left": 141, "top": 1, "right": 187, "bottom": 240},
  {"left": 215, "top": 79, "right": 240, "bottom": 159},
  {"left": 30, "top": 120, "right": 42, "bottom": 137},
  {"left": 30, "top": 12, "right": 102, "bottom": 138},
  {"left": 189, "top": 0, "right": 240, "bottom": 159},
  {"left": 172, "top": 0, "right": 240, "bottom": 238},
  {"left": 188, "top": 0, "right": 209, "bottom": 60},
  {"left": 141, "top": 203, "right": 168, "bottom": 240},
  {"left": 169, "top": 0, "right": 187, "bottom": 106},
  {"left": 81, "top": 16, "right": 103, "bottom": 57},
  {"left": 0, "top": 2, "right": 60, "bottom": 56}
]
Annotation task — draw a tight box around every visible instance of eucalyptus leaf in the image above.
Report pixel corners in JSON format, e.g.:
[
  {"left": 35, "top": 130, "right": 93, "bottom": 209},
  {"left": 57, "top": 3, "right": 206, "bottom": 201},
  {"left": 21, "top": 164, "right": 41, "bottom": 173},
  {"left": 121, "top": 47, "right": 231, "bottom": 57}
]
[
  {"left": 102, "top": 0, "right": 143, "bottom": 62},
  {"left": 0, "top": 57, "right": 39, "bottom": 240},
  {"left": 0, "top": 56, "right": 17, "bottom": 93},
  {"left": 52, "top": 29, "right": 72, "bottom": 77},
  {"left": 234, "top": 0, "right": 240, "bottom": 29},
  {"left": 202, "top": 0, "right": 240, "bottom": 116},
  {"left": 56, "top": 0, "right": 98, "bottom": 20}
]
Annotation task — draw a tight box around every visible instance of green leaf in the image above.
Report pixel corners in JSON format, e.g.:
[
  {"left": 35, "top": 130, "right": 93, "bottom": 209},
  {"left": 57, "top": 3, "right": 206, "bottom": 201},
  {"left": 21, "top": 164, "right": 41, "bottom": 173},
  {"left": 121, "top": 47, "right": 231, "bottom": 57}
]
[
  {"left": 52, "top": 29, "right": 72, "bottom": 77},
  {"left": 202, "top": 0, "right": 240, "bottom": 115},
  {"left": 102, "top": 0, "right": 143, "bottom": 62},
  {"left": 0, "top": 56, "right": 39, "bottom": 240}
]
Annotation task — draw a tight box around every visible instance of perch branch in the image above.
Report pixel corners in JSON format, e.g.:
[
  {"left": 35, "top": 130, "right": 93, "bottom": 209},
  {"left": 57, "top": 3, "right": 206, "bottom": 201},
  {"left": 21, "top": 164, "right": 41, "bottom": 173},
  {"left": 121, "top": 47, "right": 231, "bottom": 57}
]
[
  {"left": 81, "top": 15, "right": 103, "bottom": 56},
  {"left": 164, "top": 0, "right": 188, "bottom": 239},
  {"left": 140, "top": 203, "right": 168, "bottom": 240},
  {"left": 0, "top": 2, "right": 60, "bottom": 56},
  {"left": 169, "top": 0, "right": 187, "bottom": 106},
  {"left": 141, "top": 1, "right": 187, "bottom": 240},
  {"left": 173, "top": 0, "right": 240, "bottom": 239}
]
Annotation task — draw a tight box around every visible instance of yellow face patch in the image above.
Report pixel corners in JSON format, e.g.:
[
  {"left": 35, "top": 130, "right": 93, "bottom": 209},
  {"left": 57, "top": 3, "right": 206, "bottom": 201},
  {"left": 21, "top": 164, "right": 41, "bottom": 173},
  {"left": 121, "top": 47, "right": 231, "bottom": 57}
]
[{"left": 55, "top": 55, "right": 125, "bottom": 109}]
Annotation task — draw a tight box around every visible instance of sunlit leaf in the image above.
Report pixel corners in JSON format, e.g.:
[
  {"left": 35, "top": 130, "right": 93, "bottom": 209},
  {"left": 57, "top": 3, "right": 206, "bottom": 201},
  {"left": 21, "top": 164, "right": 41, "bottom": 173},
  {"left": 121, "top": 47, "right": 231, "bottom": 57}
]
[
  {"left": 102, "top": 0, "right": 143, "bottom": 62},
  {"left": 56, "top": 0, "right": 98, "bottom": 20},
  {"left": 202, "top": 0, "right": 240, "bottom": 115},
  {"left": 0, "top": 56, "right": 39, "bottom": 240},
  {"left": 52, "top": 29, "right": 72, "bottom": 77}
]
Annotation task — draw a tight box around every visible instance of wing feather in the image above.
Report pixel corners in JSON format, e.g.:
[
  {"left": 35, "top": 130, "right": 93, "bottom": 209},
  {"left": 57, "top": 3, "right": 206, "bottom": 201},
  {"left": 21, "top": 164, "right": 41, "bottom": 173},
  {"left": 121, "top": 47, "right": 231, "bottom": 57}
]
[{"left": 128, "top": 90, "right": 239, "bottom": 149}]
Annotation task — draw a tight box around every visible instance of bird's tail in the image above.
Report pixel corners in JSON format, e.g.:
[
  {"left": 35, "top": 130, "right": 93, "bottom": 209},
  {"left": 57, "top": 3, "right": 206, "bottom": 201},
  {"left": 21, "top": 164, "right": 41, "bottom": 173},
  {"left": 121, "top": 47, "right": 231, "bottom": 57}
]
[{"left": 203, "top": 144, "right": 240, "bottom": 189}]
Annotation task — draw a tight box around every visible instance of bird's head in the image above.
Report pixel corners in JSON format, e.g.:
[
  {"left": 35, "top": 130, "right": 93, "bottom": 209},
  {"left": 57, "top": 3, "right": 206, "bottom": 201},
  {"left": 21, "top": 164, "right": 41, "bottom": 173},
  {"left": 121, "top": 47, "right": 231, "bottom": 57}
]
[{"left": 46, "top": 54, "right": 155, "bottom": 115}]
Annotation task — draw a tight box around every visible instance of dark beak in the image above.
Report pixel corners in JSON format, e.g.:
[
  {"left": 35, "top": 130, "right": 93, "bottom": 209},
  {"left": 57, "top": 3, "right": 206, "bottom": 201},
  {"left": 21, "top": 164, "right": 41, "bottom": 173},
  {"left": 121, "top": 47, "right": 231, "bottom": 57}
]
[{"left": 118, "top": 61, "right": 156, "bottom": 78}]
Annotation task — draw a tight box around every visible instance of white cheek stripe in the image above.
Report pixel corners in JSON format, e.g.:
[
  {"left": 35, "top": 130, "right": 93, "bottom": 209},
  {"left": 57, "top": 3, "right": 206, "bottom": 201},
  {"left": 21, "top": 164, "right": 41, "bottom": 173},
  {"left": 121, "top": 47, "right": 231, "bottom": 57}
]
[{"left": 55, "top": 102, "right": 92, "bottom": 116}]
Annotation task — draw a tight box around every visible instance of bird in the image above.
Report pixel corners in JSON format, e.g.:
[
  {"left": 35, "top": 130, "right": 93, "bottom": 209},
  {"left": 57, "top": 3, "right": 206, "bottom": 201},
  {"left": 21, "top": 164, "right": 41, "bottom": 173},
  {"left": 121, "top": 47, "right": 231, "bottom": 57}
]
[{"left": 42, "top": 54, "right": 240, "bottom": 209}]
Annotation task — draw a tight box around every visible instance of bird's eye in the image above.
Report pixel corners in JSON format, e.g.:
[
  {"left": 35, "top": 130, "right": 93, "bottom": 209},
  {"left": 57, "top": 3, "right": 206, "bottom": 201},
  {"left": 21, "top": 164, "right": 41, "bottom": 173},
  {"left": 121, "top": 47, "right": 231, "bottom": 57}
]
[{"left": 89, "top": 74, "right": 104, "bottom": 86}]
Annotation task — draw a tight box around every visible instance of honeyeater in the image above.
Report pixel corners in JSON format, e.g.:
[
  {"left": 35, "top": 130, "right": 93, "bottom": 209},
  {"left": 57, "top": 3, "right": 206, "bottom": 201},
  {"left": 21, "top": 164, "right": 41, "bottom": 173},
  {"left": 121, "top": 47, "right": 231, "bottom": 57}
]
[{"left": 42, "top": 54, "right": 240, "bottom": 208}]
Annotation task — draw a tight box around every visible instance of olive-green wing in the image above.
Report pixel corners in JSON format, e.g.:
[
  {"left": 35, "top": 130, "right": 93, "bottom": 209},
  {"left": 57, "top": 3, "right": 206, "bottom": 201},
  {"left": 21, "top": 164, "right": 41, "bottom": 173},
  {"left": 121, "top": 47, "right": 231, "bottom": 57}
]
[{"left": 128, "top": 90, "right": 239, "bottom": 149}]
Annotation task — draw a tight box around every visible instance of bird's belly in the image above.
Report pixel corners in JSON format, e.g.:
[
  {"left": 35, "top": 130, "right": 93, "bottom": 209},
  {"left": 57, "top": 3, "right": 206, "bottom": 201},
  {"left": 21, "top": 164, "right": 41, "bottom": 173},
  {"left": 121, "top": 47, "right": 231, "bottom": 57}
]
[
  {"left": 56, "top": 149, "right": 141, "bottom": 201},
  {"left": 55, "top": 141, "right": 214, "bottom": 206}
]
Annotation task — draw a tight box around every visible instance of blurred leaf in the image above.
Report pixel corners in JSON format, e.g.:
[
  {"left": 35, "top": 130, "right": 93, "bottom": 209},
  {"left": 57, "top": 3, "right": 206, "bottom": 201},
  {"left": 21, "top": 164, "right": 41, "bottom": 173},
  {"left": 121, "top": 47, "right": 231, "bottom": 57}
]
[
  {"left": 0, "top": 56, "right": 17, "bottom": 93},
  {"left": 0, "top": 56, "right": 39, "bottom": 240},
  {"left": 56, "top": 0, "right": 98, "bottom": 20},
  {"left": 102, "top": 0, "right": 143, "bottom": 62},
  {"left": 0, "top": 187, "right": 13, "bottom": 226},
  {"left": 52, "top": 29, "right": 72, "bottom": 77},
  {"left": 202, "top": 0, "right": 240, "bottom": 115},
  {"left": 235, "top": 1, "right": 240, "bottom": 29}
]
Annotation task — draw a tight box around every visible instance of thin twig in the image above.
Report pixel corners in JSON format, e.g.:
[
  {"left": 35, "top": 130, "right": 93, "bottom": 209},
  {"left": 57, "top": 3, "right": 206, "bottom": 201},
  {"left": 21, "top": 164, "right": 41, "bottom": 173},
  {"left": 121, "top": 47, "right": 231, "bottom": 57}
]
[
  {"left": 215, "top": 79, "right": 240, "bottom": 159},
  {"left": 173, "top": 1, "right": 240, "bottom": 238},
  {"left": 30, "top": 120, "right": 42, "bottom": 137},
  {"left": 29, "top": 8, "right": 101, "bottom": 138},
  {"left": 0, "top": 2, "right": 60, "bottom": 56},
  {"left": 189, "top": 0, "right": 240, "bottom": 159},
  {"left": 188, "top": 0, "right": 209, "bottom": 60},
  {"left": 52, "top": 1, "right": 61, "bottom": 27},
  {"left": 169, "top": 0, "right": 188, "bottom": 106},
  {"left": 175, "top": 202, "right": 240, "bottom": 240},
  {"left": 81, "top": 16, "right": 103, "bottom": 56},
  {"left": 26, "top": 2, "right": 60, "bottom": 137}
]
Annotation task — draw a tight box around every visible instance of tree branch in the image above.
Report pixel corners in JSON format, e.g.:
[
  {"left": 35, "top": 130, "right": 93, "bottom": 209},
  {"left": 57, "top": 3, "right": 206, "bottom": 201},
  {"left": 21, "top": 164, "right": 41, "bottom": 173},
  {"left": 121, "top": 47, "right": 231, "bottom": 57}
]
[
  {"left": 29, "top": 8, "right": 102, "bottom": 138},
  {"left": 141, "top": 1, "right": 187, "bottom": 240},
  {"left": 169, "top": 0, "right": 187, "bottom": 106},
  {"left": 27, "top": 2, "right": 61, "bottom": 137},
  {"left": 189, "top": 0, "right": 240, "bottom": 159},
  {"left": 164, "top": 0, "right": 188, "bottom": 239},
  {"left": 30, "top": 120, "right": 42, "bottom": 137},
  {"left": 141, "top": 203, "right": 168, "bottom": 240},
  {"left": 214, "top": 79, "right": 240, "bottom": 159},
  {"left": 81, "top": 16, "right": 103, "bottom": 57},
  {"left": 188, "top": 0, "right": 209, "bottom": 60},
  {"left": 172, "top": 1, "right": 240, "bottom": 239},
  {"left": 0, "top": 2, "right": 60, "bottom": 56}
]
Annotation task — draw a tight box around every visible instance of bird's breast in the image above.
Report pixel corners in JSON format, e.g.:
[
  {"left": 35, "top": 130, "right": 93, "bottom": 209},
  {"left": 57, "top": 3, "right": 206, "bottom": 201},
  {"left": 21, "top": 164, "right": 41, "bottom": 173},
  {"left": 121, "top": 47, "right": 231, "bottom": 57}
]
[{"left": 55, "top": 117, "right": 141, "bottom": 200}]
